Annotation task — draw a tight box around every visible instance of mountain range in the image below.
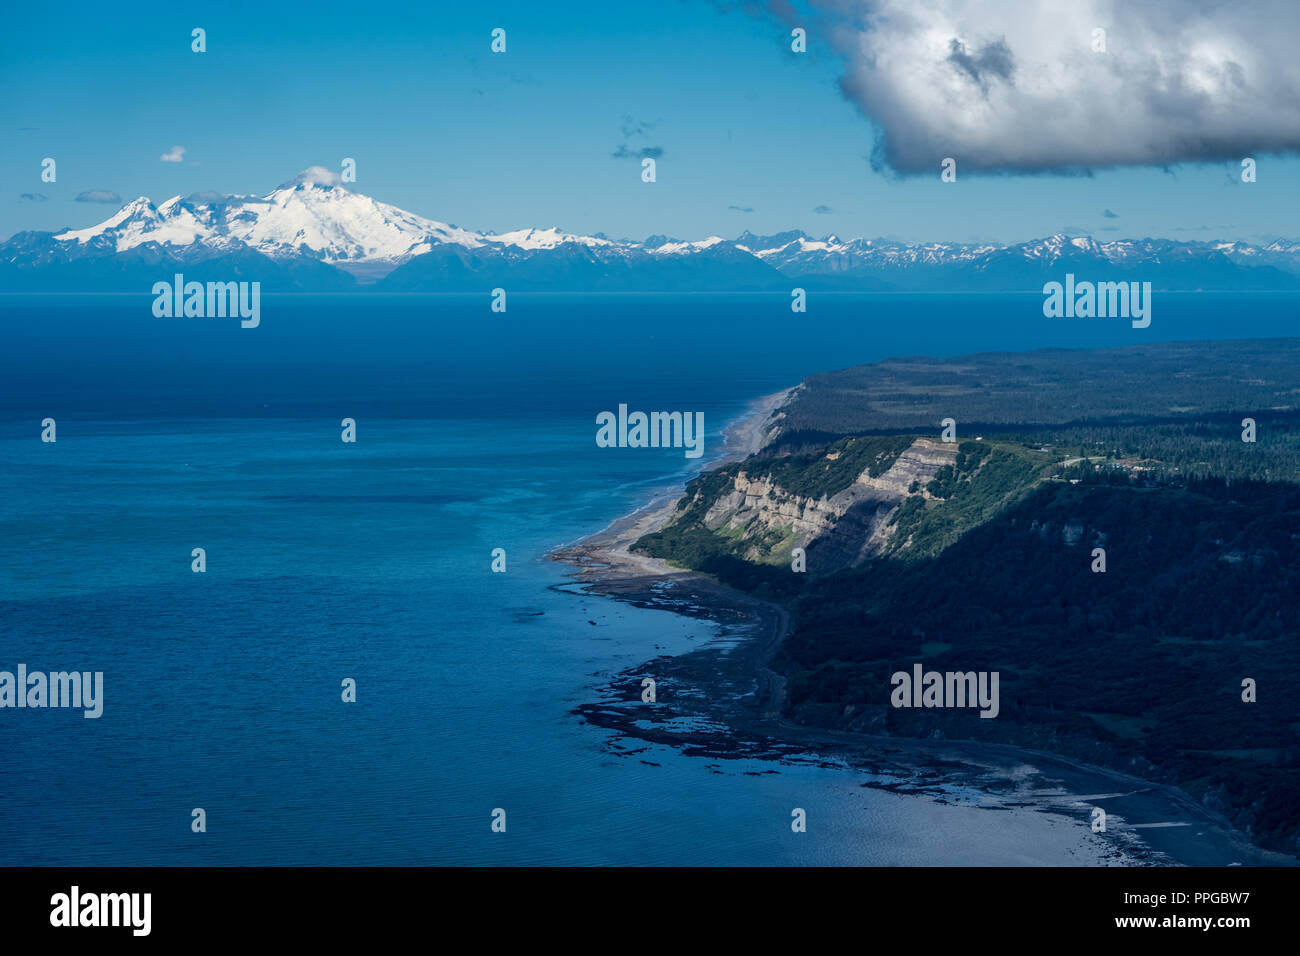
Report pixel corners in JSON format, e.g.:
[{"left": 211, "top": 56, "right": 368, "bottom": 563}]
[{"left": 4, "top": 178, "right": 1299, "bottom": 293}]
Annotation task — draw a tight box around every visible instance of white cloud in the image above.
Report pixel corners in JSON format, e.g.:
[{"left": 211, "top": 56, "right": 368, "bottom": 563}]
[
  {"left": 288, "top": 165, "right": 342, "bottom": 186},
  {"left": 74, "top": 189, "right": 121, "bottom": 204},
  {"left": 813, "top": 0, "right": 1300, "bottom": 173},
  {"left": 160, "top": 145, "right": 186, "bottom": 163}
]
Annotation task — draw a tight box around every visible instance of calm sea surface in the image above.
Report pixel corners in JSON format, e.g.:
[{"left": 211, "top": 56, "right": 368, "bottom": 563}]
[{"left": 1, "top": 292, "right": 1294, "bottom": 864}]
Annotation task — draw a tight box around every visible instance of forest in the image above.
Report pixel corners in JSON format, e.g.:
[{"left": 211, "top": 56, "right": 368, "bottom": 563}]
[{"left": 634, "top": 339, "right": 1300, "bottom": 855}]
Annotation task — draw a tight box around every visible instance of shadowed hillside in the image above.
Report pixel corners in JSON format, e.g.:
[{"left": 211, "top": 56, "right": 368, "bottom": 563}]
[{"left": 635, "top": 339, "right": 1300, "bottom": 855}]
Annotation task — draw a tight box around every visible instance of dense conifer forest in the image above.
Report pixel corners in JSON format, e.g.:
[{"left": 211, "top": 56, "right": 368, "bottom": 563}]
[{"left": 635, "top": 340, "right": 1300, "bottom": 854}]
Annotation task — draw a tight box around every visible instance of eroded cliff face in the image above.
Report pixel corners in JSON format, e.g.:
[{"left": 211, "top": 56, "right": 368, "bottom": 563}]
[{"left": 694, "top": 439, "right": 959, "bottom": 572}]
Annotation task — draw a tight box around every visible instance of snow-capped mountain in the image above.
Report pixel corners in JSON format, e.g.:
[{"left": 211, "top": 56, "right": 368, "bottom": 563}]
[
  {"left": 4, "top": 178, "right": 1299, "bottom": 293},
  {"left": 54, "top": 182, "right": 488, "bottom": 262}
]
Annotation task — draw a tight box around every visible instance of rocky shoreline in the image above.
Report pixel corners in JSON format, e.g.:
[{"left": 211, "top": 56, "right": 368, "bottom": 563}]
[{"left": 547, "top": 390, "right": 1289, "bottom": 867}]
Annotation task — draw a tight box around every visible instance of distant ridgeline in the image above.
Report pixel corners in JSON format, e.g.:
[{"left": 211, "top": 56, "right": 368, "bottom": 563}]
[{"left": 633, "top": 338, "right": 1300, "bottom": 856}]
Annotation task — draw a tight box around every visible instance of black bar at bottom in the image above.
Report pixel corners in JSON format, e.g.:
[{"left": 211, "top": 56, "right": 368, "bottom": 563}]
[{"left": 0, "top": 865, "right": 1290, "bottom": 942}]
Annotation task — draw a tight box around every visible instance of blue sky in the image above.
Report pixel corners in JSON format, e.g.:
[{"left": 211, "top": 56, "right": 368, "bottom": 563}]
[{"left": 2, "top": 0, "right": 1296, "bottom": 245}]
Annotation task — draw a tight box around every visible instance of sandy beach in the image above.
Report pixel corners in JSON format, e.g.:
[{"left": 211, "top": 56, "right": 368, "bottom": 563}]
[{"left": 549, "top": 385, "right": 796, "bottom": 583}]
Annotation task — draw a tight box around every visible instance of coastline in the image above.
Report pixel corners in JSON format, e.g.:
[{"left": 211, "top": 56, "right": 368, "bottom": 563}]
[
  {"left": 548, "top": 385, "right": 795, "bottom": 583},
  {"left": 547, "top": 388, "right": 1289, "bottom": 867}
]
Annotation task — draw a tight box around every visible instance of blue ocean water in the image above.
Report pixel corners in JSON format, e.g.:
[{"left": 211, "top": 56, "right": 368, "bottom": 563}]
[{"left": 2, "top": 292, "right": 1297, "bottom": 865}]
